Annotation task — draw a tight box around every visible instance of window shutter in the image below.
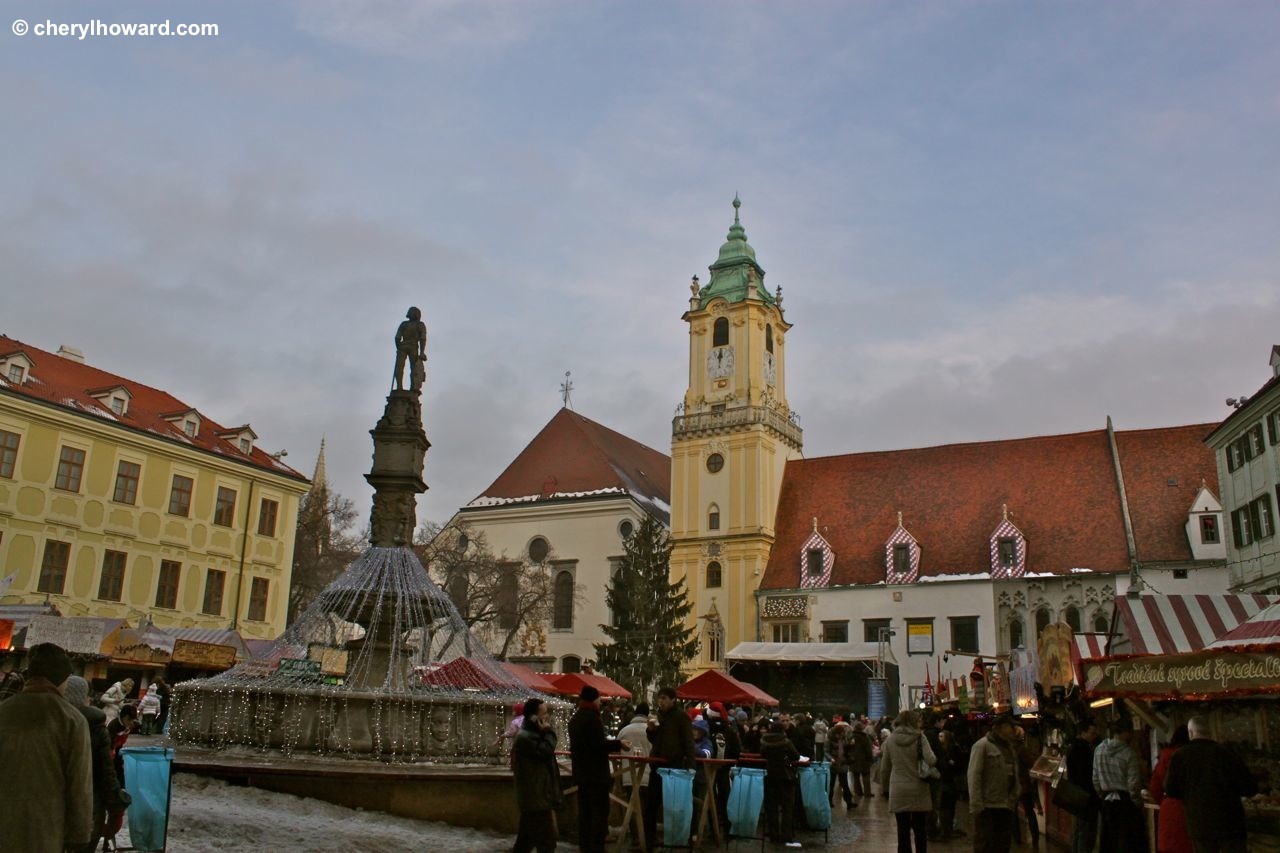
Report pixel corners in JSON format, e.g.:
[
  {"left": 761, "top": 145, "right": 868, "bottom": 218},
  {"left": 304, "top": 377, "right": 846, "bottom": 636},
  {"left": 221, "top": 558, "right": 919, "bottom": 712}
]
[
  {"left": 1269, "top": 411, "right": 1279, "bottom": 445},
  {"left": 1232, "top": 509, "right": 1243, "bottom": 548}
]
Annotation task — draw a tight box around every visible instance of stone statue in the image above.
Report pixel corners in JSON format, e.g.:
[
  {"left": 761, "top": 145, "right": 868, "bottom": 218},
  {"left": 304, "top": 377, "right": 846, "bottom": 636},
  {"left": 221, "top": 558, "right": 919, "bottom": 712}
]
[{"left": 393, "top": 307, "right": 427, "bottom": 392}]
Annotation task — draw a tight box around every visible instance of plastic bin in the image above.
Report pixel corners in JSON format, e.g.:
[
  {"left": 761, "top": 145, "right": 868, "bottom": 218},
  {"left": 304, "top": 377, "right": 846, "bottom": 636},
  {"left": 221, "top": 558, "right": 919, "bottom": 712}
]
[
  {"left": 121, "top": 746, "right": 174, "bottom": 852},
  {"left": 726, "top": 766, "right": 766, "bottom": 838}
]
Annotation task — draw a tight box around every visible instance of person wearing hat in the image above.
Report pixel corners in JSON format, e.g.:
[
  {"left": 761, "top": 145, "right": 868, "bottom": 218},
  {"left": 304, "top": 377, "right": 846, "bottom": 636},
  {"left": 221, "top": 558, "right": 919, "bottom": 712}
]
[
  {"left": 568, "top": 685, "right": 630, "bottom": 853},
  {"left": 64, "top": 675, "right": 131, "bottom": 852},
  {"left": 0, "top": 643, "right": 94, "bottom": 852},
  {"left": 968, "top": 713, "right": 1021, "bottom": 853}
]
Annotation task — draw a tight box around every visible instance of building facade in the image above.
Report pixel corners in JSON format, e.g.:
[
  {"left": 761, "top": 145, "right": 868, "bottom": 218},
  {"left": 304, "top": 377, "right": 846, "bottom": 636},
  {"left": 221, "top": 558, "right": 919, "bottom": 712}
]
[
  {"left": 1205, "top": 345, "right": 1280, "bottom": 593},
  {"left": 441, "top": 408, "right": 670, "bottom": 674},
  {"left": 0, "top": 338, "right": 308, "bottom": 640},
  {"left": 670, "top": 197, "right": 803, "bottom": 675}
]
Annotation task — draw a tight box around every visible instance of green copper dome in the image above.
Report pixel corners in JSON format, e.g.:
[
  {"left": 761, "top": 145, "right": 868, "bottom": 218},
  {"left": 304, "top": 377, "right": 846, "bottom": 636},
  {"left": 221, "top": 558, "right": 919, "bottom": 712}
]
[{"left": 698, "top": 195, "right": 774, "bottom": 308}]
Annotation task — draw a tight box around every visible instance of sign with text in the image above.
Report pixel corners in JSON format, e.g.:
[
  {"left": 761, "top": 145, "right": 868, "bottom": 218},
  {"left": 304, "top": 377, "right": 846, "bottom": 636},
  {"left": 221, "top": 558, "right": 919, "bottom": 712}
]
[
  {"left": 906, "top": 621, "right": 933, "bottom": 655},
  {"left": 307, "top": 644, "right": 349, "bottom": 677},
  {"left": 277, "top": 658, "right": 323, "bottom": 680},
  {"left": 24, "top": 616, "right": 109, "bottom": 655},
  {"left": 171, "top": 639, "right": 237, "bottom": 670},
  {"left": 1083, "top": 648, "right": 1280, "bottom": 699}
]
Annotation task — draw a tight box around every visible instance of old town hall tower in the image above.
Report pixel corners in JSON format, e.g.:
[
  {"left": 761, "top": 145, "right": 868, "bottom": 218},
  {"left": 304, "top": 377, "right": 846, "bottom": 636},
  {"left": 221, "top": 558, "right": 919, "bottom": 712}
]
[{"left": 671, "top": 197, "right": 803, "bottom": 674}]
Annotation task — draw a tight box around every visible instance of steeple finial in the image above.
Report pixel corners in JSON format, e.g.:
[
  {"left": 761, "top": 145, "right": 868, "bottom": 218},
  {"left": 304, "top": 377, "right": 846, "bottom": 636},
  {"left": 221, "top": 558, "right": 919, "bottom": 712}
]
[
  {"left": 897, "top": 510, "right": 903, "bottom": 527},
  {"left": 726, "top": 195, "right": 747, "bottom": 242},
  {"left": 733, "top": 192, "right": 741, "bottom": 223},
  {"left": 1002, "top": 503, "right": 1008, "bottom": 521},
  {"left": 311, "top": 438, "right": 328, "bottom": 491},
  {"left": 812, "top": 516, "right": 818, "bottom": 533}
]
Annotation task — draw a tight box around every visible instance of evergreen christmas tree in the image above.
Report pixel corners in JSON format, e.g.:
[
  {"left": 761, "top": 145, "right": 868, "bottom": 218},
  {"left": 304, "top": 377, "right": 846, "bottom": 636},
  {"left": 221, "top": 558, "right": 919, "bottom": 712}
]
[{"left": 594, "top": 513, "right": 698, "bottom": 701}]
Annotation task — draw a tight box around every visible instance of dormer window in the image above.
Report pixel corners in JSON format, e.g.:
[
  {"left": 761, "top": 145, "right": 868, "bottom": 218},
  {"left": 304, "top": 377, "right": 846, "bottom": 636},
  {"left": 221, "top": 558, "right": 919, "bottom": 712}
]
[
  {"left": 7, "top": 364, "right": 23, "bottom": 384},
  {"left": 893, "top": 543, "right": 910, "bottom": 573},
  {"left": 989, "top": 511, "right": 1026, "bottom": 578},
  {"left": 162, "top": 408, "right": 202, "bottom": 438},
  {"left": 183, "top": 419, "right": 197, "bottom": 437},
  {"left": 806, "top": 549, "right": 824, "bottom": 576},
  {"left": 110, "top": 397, "right": 125, "bottom": 415},
  {"left": 239, "top": 438, "right": 251, "bottom": 453},
  {"left": 1200, "top": 515, "right": 1220, "bottom": 544},
  {"left": 1, "top": 352, "right": 34, "bottom": 385},
  {"left": 799, "top": 523, "right": 835, "bottom": 589},
  {"left": 885, "top": 518, "right": 919, "bottom": 584},
  {"left": 218, "top": 425, "right": 257, "bottom": 455},
  {"left": 89, "top": 386, "right": 132, "bottom": 417},
  {"left": 998, "top": 538, "right": 1016, "bottom": 567}
]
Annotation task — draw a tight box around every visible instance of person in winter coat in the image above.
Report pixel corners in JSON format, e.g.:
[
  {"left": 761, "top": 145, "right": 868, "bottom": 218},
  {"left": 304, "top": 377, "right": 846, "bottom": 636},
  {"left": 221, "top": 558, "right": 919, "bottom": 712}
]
[
  {"left": 813, "top": 716, "right": 828, "bottom": 763},
  {"left": 645, "top": 687, "right": 695, "bottom": 853},
  {"left": 512, "top": 697, "right": 563, "bottom": 853},
  {"left": 618, "top": 703, "right": 652, "bottom": 788},
  {"left": 1165, "top": 715, "right": 1256, "bottom": 853},
  {"left": 1065, "top": 717, "right": 1101, "bottom": 853},
  {"left": 0, "top": 643, "right": 94, "bottom": 853},
  {"left": 968, "top": 714, "right": 1021, "bottom": 853},
  {"left": 826, "top": 717, "right": 854, "bottom": 808},
  {"left": 761, "top": 720, "right": 804, "bottom": 848},
  {"left": 1148, "top": 724, "right": 1191, "bottom": 853},
  {"left": 792, "top": 714, "right": 816, "bottom": 759},
  {"left": 138, "top": 683, "right": 161, "bottom": 735},
  {"left": 934, "top": 728, "right": 967, "bottom": 842},
  {"left": 1091, "top": 722, "right": 1144, "bottom": 853},
  {"left": 64, "top": 676, "right": 131, "bottom": 853},
  {"left": 153, "top": 675, "right": 172, "bottom": 731},
  {"left": 99, "top": 677, "right": 134, "bottom": 724},
  {"left": 880, "top": 709, "right": 936, "bottom": 853},
  {"left": 568, "top": 686, "right": 628, "bottom": 853},
  {"left": 107, "top": 705, "right": 138, "bottom": 789},
  {"left": 1013, "top": 725, "right": 1042, "bottom": 846},
  {"left": 848, "top": 722, "right": 876, "bottom": 802}
]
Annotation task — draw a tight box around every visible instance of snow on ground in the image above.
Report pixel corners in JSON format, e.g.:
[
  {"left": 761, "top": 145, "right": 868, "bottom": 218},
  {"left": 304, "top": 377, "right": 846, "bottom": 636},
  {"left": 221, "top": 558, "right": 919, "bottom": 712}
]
[{"left": 118, "top": 774, "right": 568, "bottom": 852}]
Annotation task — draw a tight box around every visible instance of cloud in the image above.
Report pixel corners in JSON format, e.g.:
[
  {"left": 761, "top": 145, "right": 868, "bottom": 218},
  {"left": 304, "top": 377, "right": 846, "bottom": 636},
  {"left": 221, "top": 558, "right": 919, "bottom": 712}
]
[{"left": 292, "top": 0, "right": 552, "bottom": 57}]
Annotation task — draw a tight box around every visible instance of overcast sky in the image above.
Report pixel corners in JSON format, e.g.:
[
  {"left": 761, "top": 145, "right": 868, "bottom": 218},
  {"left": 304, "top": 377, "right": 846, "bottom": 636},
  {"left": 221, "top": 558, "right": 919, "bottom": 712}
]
[{"left": 5, "top": 2, "right": 1279, "bottom": 531}]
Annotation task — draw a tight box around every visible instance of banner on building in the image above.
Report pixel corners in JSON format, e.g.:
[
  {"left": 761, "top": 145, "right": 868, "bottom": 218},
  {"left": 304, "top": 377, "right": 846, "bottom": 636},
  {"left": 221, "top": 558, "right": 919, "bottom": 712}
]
[
  {"left": 171, "top": 639, "right": 237, "bottom": 670},
  {"left": 24, "top": 616, "right": 110, "bottom": 656},
  {"left": 1082, "top": 647, "right": 1280, "bottom": 700},
  {"left": 907, "top": 621, "right": 934, "bottom": 655}
]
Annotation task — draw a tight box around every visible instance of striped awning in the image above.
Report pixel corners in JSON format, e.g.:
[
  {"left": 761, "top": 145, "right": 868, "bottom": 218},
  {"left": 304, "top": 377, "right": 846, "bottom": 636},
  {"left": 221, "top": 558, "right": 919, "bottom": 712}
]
[
  {"left": 1207, "top": 602, "right": 1280, "bottom": 649},
  {"left": 1071, "top": 633, "right": 1110, "bottom": 685},
  {"left": 1111, "top": 594, "right": 1280, "bottom": 655}
]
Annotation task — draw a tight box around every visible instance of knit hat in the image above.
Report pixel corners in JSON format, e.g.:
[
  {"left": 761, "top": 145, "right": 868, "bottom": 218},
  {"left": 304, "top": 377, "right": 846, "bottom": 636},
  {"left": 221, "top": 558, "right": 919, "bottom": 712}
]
[
  {"left": 579, "top": 685, "right": 601, "bottom": 703},
  {"left": 63, "top": 675, "right": 90, "bottom": 707},
  {"left": 692, "top": 718, "right": 709, "bottom": 734},
  {"left": 734, "top": 708, "right": 748, "bottom": 721},
  {"left": 25, "top": 643, "right": 73, "bottom": 686}
]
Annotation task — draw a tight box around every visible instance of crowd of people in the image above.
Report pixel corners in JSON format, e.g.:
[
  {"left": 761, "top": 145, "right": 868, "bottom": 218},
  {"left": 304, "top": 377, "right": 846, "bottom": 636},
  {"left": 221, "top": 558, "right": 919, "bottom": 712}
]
[{"left": 0, "top": 644, "right": 170, "bottom": 852}]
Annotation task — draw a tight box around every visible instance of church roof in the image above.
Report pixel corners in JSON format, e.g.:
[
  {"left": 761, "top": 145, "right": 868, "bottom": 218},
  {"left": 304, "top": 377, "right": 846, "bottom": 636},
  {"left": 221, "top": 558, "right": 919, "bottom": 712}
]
[
  {"left": 696, "top": 195, "right": 775, "bottom": 309},
  {"left": 761, "top": 422, "right": 1219, "bottom": 589},
  {"left": 0, "top": 335, "right": 307, "bottom": 482},
  {"left": 467, "top": 408, "right": 672, "bottom": 523}
]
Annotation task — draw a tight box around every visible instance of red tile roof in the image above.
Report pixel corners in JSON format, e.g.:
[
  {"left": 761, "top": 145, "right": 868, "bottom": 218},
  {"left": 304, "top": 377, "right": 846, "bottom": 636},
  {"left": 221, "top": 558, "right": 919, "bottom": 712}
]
[
  {"left": 0, "top": 336, "right": 306, "bottom": 482},
  {"left": 761, "top": 423, "right": 1220, "bottom": 590},
  {"left": 468, "top": 408, "right": 671, "bottom": 522}
]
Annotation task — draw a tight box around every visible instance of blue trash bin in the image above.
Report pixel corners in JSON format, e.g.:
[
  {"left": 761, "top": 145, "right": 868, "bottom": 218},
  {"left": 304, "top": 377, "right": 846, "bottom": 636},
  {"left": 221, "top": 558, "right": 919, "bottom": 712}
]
[
  {"left": 121, "top": 746, "right": 174, "bottom": 852},
  {"left": 726, "top": 766, "right": 766, "bottom": 838},
  {"left": 798, "top": 761, "right": 832, "bottom": 830},
  {"left": 656, "top": 767, "right": 696, "bottom": 847}
]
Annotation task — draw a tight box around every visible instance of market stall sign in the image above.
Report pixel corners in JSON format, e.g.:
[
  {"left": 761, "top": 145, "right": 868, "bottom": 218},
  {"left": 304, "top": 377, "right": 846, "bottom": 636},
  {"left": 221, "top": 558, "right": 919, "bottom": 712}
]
[
  {"left": 171, "top": 639, "right": 237, "bottom": 669},
  {"left": 277, "top": 658, "right": 323, "bottom": 680},
  {"left": 24, "top": 615, "right": 109, "bottom": 655},
  {"left": 1083, "top": 647, "right": 1280, "bottom": 699}
]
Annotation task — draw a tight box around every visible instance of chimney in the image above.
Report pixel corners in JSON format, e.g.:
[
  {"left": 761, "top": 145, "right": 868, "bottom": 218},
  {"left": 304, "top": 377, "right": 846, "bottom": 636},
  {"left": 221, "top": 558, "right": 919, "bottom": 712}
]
[{"left": 56, "top": 345, "right": 85, "bottom": 363}]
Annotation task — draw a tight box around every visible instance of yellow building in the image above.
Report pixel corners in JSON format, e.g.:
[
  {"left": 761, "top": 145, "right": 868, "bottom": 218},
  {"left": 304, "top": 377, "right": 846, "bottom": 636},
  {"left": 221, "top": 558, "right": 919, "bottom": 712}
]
[
  {"left": 0, "top": 337, "right": 309, "bottom": 640},
  {"left": 670, "top": 197, "right": 803, "bottom": 675}
]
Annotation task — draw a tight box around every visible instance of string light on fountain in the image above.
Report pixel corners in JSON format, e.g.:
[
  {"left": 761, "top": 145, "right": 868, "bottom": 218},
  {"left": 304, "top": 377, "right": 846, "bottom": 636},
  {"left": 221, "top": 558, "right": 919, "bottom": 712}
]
[{"left": 170, "top": 307, "right": 570, "bottom": 763}]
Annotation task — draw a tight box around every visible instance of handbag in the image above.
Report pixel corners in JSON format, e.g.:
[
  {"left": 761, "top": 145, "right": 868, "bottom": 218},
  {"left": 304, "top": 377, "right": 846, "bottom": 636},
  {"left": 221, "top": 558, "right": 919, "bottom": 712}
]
[
  {"left": 1052, "top": 773, "right": 1092, "bottom": 815},
  {"left": 917, "top": 737, "right": 940, "bottom": 781}
]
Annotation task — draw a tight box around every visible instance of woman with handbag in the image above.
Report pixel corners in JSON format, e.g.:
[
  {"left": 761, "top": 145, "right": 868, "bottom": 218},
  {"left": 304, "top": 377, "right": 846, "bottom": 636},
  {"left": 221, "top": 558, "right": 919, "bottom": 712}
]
[{"left": 879, "top": 709, "right": 937, "bottom": 853}]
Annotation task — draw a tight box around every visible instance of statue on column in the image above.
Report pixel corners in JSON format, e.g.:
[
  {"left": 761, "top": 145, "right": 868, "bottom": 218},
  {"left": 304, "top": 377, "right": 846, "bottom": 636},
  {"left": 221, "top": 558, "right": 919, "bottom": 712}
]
[{"left": 393, "top": 307, "right": 427, "bottom": 392}]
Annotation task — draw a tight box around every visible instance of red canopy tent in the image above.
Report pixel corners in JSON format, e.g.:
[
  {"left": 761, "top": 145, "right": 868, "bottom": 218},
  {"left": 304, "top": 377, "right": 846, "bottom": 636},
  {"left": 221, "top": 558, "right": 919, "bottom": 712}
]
[
  {"left": 677, "top": 669, "right": 779, "bottom": 707},
  {"left": 422, "top": 657, "right": 519, "bottom": 691},
  {"left": 545, "top": 671, "right": 632, "bottom": 700},
  {"left": 498, "top": 661, "right": 559, "bottom": 694}
]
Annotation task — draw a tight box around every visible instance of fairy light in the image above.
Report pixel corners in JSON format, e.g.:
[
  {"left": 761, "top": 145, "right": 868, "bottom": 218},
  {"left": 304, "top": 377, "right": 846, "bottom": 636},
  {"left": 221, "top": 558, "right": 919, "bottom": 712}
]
[{"left": 171, "top": 546, "right": 571, "bottom": 764}]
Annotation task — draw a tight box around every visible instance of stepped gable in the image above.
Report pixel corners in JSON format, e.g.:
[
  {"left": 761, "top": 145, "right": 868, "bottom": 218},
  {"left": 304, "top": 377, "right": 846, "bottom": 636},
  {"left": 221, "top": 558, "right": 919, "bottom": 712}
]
[
  {"left": 0, "top": 335, "right": 306, "bottom": 481},
  {"left": 1114, "top": 423, "right": 1221, "bottom": 564},
  {"left": 468, "top": 408, "right": 671, "bottom": 522},
  {"left": 762, "top": 423, "right": 1219, "bottom": 590}
]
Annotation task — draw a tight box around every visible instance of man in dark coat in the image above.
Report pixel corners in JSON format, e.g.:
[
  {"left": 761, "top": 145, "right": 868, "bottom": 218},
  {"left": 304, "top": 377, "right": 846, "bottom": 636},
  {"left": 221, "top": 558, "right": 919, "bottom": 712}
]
[
  {"left": 761, "top": 720, "right": 804, "bottom": 847},
  {"left": 512, "top": 698, "right": 563, "bottom": 853},
  {"left": 645, "top": 687, "right": 695, "bottom": 852},
  {"left": 1165, "top": 714, "right": 1256, "bottom": 853},
  {"left": 568, "top": 686, "right": 628, "bottom": 853},
  {"left": 1065, "top": 716, "right": 1100, "bottom": 853},
  {"left": 0, "top": 643, "right": 94, "bottom": 853},
  {"left": 64, "top": 676, "right": 131, "bottom": 853}
]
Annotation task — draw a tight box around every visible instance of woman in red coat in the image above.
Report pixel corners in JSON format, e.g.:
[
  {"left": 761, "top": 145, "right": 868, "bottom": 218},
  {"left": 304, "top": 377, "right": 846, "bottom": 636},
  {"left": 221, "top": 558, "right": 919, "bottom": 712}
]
[{"left": 1149, "top": 724, "right": 1192, "bottom": 853}]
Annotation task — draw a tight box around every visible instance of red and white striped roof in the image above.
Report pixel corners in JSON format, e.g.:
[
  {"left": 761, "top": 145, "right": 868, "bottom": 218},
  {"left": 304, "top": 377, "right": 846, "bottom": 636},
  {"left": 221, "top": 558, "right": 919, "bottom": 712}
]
[
  {"left": 1112, "top": 594, "right": 1280, "bottom": 655},
  {"left": 1071, "top": 632, "right": 1110, "bottom": 684},
  {"left": 1207, "top": 602, "right": 1280, "bottom": 649}
]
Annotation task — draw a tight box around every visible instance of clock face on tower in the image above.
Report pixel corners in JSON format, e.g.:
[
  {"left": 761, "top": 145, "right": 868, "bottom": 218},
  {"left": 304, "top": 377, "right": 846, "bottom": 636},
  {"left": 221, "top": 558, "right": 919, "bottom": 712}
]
[{"left": 707, "top": 346, "right": 735, "bottom": 379}]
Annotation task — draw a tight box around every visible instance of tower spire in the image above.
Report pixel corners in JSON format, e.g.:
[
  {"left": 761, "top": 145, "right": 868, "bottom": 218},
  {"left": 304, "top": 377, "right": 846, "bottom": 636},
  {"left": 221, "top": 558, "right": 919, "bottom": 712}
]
[{"left": 312, "top": 437, "right": 328, "bottom": 490}]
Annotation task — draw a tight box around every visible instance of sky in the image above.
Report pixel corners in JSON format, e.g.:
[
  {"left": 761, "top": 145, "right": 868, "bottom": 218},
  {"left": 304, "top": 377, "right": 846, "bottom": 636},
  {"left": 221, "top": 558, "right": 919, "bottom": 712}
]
[{"left": 4, "top": 1, "right": 1279, "bottom": 529}]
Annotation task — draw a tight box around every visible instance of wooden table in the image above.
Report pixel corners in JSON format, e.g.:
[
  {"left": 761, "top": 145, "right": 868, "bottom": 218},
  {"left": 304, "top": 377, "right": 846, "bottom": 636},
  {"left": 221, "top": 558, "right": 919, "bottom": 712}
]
[
  {"left": 694, "top": 758, "right": 735, "bottom": 849},
  {"left": 558, "top": 750, "right": 662, "bottom": 852}
]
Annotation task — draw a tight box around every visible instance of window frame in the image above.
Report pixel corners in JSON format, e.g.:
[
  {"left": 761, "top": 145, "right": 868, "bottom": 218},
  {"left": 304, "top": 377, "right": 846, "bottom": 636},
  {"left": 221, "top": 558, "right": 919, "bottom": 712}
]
[
  {"left": 893, "top": 542, "right": 911, "bottom": 574},
  {"left": 1199, "top": 514, "right": 1220, "bottom": 544},
  {"left": 863, "top": 617, "right": 892, "bottom": 644},
  {"left": 201, "top": 568, "right": 226, "bottom": 616},
  {"left": 247, "top": 577, "right": 270, "bottom": 622},
  {"left": 821, "top": 620, "right": 849, "bottom": 643},
  {"left": 168, "top": 474, "right": 194, "bottom": 517},
  {"left": 552, "top": 570, "right": 574, "bottom": 631},
  {"left": 1253, "top": 493, "right": 1276, "bottom": 541},
  {"left": 708, "top": 505, "right": 720, "bottom": 531},
  {"left": 806, "top": 548, "right": 825, "bottom": 576},
  {"left": 257, "top": 498, "right": 279, "bottom": 537},
  {"left": 0, "top": 429, "right": 19, "bottom": 479},
  {"left": 54, "top": 445, "right": 86, "bottom": 492},
  {"left": 213, "top": 486, "right": 238, "bottom": 527},
  {"left": 155, "top": 560, "right": 181, "bottom": 609},
  {"left": 1008, "top": 617, "right": 1025, "bottom": 650},
  {"left": 772, "top": 622, "right": 802, "bottom": 643},
  {"left": 712, "top": 317, "right": 729, "bottom": 347},
  {"left": 112, "top": 460, "right": 141, "bottom": 505},
  {"left": 97, "top": 549, "right": 127, "bottom": 601},
  {"left": 37, "top": 540, "right": 71, "bottom": 595},
  {"left": 949, "top": 616, "right": 979, "bottom": 654},
  {"left": 706, "top": 560, "right": 722, "bottom": 589},
  {"left": 997, "top": 537, "right": 1017, "bottom": 567}
]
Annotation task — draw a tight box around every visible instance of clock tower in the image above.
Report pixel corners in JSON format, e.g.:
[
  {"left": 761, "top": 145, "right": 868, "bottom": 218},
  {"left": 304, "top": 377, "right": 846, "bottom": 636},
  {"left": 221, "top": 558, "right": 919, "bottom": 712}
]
[{"left": 670, "top": 197, "right": 803, "bottom": 675}]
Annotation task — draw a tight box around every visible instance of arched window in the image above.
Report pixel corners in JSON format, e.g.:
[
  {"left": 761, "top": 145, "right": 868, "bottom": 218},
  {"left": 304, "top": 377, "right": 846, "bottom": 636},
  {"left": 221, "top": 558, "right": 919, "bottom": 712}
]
[
  {"left": 713, "top": 317, "right": 729, "bottom": 347},
  {"left": 1063, "top": 605, "right": 1081, "bottom": 633},
  {"left": 1035, "top": 607, "right": 1052, "bottom": 637},
  {"left": 561, "top": 655, "right": 581, "bottom": 674},
  {"left": 706, "top": 625, "right": 723, "bottom": 663},
  {"left": 1009, "top": 618, "right": 1025, "bottom": 650},
  {"left": 706, "top": 561, "right": 722, "bottom": 588},
  {"left": 553, "top": 571, "right": 574, "bottom": 630},
  {"left": 766, "top": 324, "right": 774, "bottom": 353},
  {"left": 528, "top": 537, "right": 549, "bottom": 563},
  {"left": 1093, "top": 612, "right": 1110, "bottom": 634},
  {"left": 708, "top": 504, "right": 720, "bottom": 531}
]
